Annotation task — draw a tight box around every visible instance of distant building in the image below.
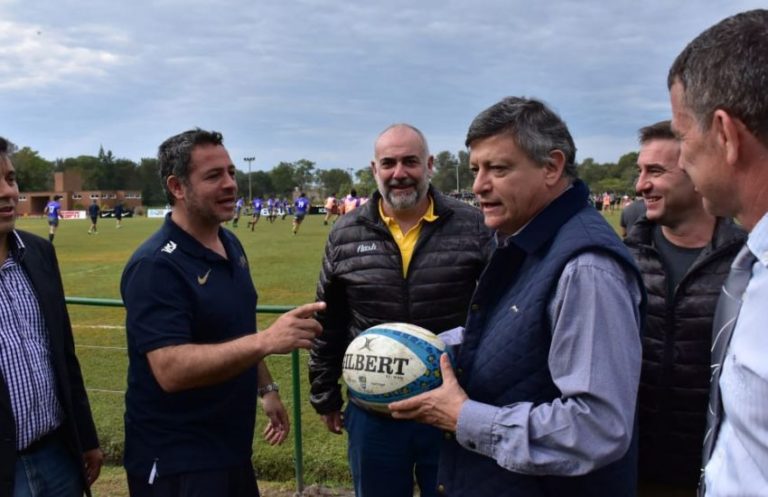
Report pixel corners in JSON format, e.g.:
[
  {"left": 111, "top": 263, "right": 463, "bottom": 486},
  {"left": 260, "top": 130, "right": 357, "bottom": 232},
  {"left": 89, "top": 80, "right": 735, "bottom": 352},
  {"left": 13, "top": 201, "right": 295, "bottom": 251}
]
[{"left": 16, "top": 170, "right": 143, "bottom": 216}]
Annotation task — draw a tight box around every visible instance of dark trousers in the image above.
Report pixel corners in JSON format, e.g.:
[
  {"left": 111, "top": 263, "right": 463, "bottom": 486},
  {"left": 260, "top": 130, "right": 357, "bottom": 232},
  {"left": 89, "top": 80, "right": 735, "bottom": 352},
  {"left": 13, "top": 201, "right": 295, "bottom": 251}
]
[
  {"left": 345, "top": 402, "right": 441, "bottom": 497},
  {"left": 638, "top": 481, "right": 695, "bottom": 497},
  {"left": 127, "top": 463, "right": 259, "bottom": 497}
]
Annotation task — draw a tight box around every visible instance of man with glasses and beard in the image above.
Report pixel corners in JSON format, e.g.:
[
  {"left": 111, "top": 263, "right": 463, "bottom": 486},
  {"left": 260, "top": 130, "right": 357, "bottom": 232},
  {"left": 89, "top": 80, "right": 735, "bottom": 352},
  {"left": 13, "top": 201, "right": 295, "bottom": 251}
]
[{"left": 309, "top": 124, "right": 491, "bottom": 497}]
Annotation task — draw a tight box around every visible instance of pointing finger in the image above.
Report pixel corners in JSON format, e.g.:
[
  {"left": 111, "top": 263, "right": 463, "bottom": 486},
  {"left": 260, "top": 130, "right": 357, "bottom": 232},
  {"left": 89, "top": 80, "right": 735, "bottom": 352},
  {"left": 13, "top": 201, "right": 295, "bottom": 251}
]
[{"left": 290, "top": 301, "right": 326, "bottom": 318}]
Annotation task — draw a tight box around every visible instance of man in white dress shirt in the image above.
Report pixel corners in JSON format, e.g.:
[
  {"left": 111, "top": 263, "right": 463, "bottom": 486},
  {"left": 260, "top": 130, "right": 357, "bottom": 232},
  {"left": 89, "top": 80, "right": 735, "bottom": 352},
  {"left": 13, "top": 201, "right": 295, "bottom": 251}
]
[{"left": 668, "top": 9, "right": 768, "bottom": 497}]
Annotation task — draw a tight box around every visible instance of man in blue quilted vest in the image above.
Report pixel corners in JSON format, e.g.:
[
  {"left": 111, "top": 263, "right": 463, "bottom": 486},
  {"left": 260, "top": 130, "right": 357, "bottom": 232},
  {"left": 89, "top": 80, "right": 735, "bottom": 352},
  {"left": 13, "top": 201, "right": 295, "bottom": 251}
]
[{"left": 391, "top": 96, "right": 645, "bottom": 497}]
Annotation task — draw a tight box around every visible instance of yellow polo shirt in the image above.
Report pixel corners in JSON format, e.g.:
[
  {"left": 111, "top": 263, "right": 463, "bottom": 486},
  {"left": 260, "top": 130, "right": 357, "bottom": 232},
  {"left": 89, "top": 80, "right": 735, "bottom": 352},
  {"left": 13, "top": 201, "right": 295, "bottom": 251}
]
[{"left": 379, "top": 197, "right": 438, "bottom": 277}]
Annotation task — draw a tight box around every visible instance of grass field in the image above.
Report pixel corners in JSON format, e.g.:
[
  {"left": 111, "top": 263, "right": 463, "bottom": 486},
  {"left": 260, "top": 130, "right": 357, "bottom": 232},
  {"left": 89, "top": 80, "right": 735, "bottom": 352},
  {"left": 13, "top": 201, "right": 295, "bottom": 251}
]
[
  {"left": 14, "top": 208, "right": 623, "bottom": 496},
  {"left": 15, "top": 213, "right": 350, "bottom": 496}
]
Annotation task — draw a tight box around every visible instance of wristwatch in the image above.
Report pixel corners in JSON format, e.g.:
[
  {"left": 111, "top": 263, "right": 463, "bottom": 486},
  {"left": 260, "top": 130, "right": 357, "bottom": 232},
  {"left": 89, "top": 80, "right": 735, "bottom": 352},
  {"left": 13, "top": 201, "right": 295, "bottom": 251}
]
[{"left": 258, "top": 382, "right": 279, "bottom": 397}]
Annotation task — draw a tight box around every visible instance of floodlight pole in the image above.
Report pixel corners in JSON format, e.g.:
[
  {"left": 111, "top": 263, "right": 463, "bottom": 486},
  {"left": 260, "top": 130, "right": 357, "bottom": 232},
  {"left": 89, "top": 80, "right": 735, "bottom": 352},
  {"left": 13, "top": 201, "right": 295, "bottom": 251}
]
[
  {"left": 244, "top": 156, "right": 255, "bottom": 201},
  {"left": 456, "top": 159, "right": 460, "bottom": 193}
]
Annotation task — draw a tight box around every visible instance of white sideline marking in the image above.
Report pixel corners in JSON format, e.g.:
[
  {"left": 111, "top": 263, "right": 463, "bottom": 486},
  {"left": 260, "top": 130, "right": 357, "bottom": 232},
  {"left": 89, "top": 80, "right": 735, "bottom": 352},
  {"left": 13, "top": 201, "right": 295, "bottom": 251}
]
[
  {"left": 87, "top": 388, "right": 125, "bottom": 394},
  {"left": 75, "top": 325, "right": 124, "bottom": 330},
  {"left": 76, "top": 344, "right": 127, "bottom": 350}
]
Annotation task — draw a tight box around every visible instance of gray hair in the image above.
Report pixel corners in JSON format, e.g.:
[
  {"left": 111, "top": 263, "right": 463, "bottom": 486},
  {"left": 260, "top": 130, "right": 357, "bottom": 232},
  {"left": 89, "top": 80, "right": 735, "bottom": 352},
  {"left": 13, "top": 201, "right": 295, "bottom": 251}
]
[
  {"left": 158, "top": 128, "right": 224, "bottom": 205},
  {"left": 668, "top": 9, "right": 768, "bottom": 146},
  {"left": 465, "top": 97, "right": 577, "bottom": 180}
]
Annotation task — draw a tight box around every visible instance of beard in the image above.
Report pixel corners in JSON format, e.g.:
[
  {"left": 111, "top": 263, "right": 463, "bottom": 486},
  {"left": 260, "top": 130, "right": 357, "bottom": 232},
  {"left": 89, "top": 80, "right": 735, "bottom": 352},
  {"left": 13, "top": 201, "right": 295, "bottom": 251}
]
[
  {"left": 185, "top": 187, "right": 234, "bottom": 226},
  {"left": 377, "top": 176, "right": 429, "bottom": 211}
]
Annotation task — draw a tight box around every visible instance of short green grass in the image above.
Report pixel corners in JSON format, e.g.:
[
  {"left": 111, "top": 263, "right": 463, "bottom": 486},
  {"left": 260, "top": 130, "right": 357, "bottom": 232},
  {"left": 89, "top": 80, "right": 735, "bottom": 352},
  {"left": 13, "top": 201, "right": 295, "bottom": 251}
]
[
  {"left": 602, "top": 208, "right": 622, "bottom": 233},
  {"left": 15, "top": 208, "right": 624, "bottom": 496},
  {"left": 15, "top": 213, "right": 350, "bottom": 495}
]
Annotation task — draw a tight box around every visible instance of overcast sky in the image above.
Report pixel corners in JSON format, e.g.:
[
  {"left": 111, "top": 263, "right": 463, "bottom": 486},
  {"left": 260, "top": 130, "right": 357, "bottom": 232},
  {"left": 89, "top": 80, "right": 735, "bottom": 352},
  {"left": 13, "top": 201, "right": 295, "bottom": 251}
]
[{"left": 2, "top": 0, "right": 764, "bottom": 173}]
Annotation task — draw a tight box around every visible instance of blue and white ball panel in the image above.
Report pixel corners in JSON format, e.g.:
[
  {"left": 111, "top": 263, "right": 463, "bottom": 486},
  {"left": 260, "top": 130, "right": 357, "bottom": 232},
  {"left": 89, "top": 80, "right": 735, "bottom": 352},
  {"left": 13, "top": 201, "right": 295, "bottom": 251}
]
[{"left": 342, "top": 323, "right": 445, "bottom": 412}]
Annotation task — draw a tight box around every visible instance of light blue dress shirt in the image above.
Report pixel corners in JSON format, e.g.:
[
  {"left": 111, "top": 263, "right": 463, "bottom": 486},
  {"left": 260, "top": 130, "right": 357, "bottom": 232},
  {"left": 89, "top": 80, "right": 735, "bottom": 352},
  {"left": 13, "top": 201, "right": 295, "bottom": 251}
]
[
  {"left": 705, "top": 212, "right": 768, "bottom": 496},
  {"left": 454, "top": 251, "right": 643, "bottom": 475}
]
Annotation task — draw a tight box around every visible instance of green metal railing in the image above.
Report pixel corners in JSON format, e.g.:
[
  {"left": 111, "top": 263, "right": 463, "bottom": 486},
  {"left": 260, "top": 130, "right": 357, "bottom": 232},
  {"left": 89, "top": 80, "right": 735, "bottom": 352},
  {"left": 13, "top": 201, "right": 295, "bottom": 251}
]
[{"left": 65, "top": 297, "right": 306, "bottom": 492}]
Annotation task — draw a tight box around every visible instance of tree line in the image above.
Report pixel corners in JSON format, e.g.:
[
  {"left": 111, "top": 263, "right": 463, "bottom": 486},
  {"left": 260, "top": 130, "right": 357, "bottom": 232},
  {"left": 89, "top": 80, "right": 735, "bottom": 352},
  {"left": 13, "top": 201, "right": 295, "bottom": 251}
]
[{"left": 11, "top": 144, "right": 640, "bottom": 206}]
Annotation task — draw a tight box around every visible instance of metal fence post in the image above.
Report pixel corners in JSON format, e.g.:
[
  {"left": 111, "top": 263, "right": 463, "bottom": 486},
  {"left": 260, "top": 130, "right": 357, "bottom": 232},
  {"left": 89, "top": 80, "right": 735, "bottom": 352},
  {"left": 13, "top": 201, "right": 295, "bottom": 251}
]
[{"left": 291, "top": 349, "right": 304, "bottom": 494}]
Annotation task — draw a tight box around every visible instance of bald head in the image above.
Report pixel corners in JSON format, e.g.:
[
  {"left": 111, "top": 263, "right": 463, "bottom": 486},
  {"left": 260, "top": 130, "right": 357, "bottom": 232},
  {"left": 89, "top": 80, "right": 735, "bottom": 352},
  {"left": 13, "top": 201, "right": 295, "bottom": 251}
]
[
  {"left": 374, "top": 124, "right": 430, "bottom": 160},
  {"left": 371, "top": 123, "right": 433, "bottom": 214}
]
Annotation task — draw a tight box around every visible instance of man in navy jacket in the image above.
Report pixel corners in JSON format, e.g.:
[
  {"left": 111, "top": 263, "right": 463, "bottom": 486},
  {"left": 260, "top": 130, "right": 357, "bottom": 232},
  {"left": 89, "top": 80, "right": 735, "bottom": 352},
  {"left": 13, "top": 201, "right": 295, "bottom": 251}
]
[{"left": 391, "top": 98, "right": 644, "bottom": 497}]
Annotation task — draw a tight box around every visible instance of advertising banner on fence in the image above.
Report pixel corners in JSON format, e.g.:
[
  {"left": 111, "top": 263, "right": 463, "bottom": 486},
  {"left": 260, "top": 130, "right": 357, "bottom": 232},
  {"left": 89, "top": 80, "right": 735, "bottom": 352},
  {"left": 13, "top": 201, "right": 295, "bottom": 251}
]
[
  {"left": 62, "top": 210, "right": 87, "bottom": 219},
  {"left": 147, "top": 208, "right": 171, "bottom": 218}
]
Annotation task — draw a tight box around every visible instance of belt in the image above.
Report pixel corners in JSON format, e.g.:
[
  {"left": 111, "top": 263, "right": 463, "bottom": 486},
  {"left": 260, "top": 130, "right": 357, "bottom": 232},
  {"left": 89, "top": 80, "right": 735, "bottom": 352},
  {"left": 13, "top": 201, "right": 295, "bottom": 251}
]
[{"left": 17, "top": 427, "right": 63, "bottom": 456}]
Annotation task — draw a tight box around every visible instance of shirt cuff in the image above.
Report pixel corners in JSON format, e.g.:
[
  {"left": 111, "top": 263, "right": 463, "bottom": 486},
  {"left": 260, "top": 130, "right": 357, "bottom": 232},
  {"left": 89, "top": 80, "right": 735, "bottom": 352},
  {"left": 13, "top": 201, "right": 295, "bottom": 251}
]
[
  {"left": 437, "top": 326, "right": 464, "bottom": 346},
  {"left": 456, "top": 399, "right": 499, "bottom": 456}
]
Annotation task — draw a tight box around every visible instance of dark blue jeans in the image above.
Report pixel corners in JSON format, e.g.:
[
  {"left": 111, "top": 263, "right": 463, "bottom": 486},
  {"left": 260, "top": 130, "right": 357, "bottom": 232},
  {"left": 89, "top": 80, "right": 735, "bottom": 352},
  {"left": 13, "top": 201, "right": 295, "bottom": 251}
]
[
  {"left": 14, "top": 433, "right": 82, "bottom": 497},
  {"left": 345, "top": 402, "right": 441, "bottom": 497}
]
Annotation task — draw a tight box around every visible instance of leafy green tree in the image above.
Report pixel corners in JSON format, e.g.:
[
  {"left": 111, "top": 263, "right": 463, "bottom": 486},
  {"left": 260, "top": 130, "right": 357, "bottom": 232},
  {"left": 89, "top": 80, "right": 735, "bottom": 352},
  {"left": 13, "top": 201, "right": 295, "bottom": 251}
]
[
  {"left": 234, "top": 170, "right": 248, "bottom": 200},
  {"left": 293, "top": 159, "right": 316, "bottom": 191},
  {"left": 457, "top": 150, "right": 473, "bottom": 189},
  {"left": 137, "top": 158, "right": 166, "bottom": 206},
  {"left": 431, "top": 151, "right": 459, "bottom": 193},
  {"left": 61, "top": 155, "right": 101, "bottom": 189},
  {"left": 114, "top": 158, "right": 141, "bottom": 190},
  {"left": 577, "top": 158, "right": 605, "bottom": 189},
  {"left": 97, "top": 146, "right": 115, "bottom": 189},
  {"left": 58, "top": 148, "right": 142, "bottom": 194},
  {"left": 12, "top": 147, "right": 54, "bottom": 191},
  {"left": 252, "top": 171, "right": 274, "bottom": 198},
  {"left": 594, "top": 178, "right": 628, "bottom": 194},
  {"left": 8, "top": 140, "right": 649, "bottom": 212},
  {"left": 354, "top": 167, "right": 376, "bottom": 197},
  {"left": 94, "top": 147, "right": 140, "bottom": 191},
  {"left": 270, "top": 162, "right": 295, "bottom": 196},
  {"left": 616, "top": 151, "right": 639, "bottom": 193},
  {"left": 430, "top": 150, "right": 475, "bottom": 194},
  {"left": 317, "top": 168, "right": 353, "bottom": 197}
]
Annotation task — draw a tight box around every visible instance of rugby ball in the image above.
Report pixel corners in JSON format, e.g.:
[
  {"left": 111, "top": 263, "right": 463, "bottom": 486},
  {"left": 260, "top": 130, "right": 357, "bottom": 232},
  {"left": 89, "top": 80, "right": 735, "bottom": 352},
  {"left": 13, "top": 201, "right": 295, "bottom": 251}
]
[{"left": 342, "top": 322, "right": 445, "bottom": 413}]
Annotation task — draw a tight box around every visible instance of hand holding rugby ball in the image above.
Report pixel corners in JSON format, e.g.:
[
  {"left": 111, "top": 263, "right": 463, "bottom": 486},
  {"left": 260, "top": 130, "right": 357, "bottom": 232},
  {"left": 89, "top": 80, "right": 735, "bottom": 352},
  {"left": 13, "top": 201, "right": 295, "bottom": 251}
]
[{"left": 342, "top": 322, "right": 446, "bottom": 413}]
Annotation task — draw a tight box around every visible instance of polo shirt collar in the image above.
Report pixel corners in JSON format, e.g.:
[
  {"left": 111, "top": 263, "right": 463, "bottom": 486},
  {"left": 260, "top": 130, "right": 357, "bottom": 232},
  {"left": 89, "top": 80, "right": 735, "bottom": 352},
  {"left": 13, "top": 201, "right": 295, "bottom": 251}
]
[
  {"left": 160, "top": 213, "right": 229, "bottom": 262},
  {"left": 378, "top": 195, "right": 438, "bottom": 228}
]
